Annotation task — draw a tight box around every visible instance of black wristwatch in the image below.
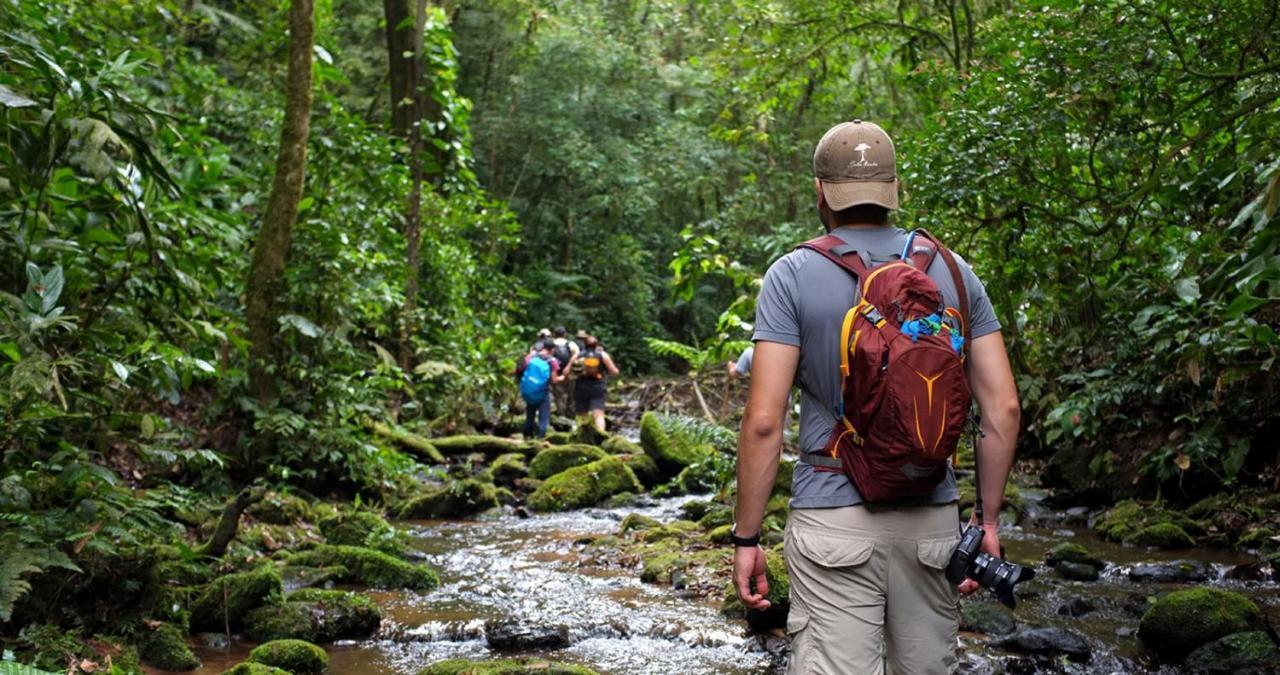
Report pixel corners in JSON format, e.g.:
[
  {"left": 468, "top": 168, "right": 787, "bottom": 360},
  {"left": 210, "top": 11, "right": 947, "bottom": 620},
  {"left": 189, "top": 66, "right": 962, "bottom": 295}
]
[{"left": 730, "top": 524, "right": 761, "bottom": 548}]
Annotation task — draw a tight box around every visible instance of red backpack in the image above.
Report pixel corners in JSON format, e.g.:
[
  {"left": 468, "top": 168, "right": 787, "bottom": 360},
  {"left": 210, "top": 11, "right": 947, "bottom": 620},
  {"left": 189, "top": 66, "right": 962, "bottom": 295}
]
[{"left": 797, "top": 229, "right": 972, "bottom": 501}]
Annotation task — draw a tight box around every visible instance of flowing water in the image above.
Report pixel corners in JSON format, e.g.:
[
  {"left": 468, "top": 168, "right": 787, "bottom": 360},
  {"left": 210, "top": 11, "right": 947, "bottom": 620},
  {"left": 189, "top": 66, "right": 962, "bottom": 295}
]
[{"left": 166, "top": 488, "right": 1279, "bottom": 675}]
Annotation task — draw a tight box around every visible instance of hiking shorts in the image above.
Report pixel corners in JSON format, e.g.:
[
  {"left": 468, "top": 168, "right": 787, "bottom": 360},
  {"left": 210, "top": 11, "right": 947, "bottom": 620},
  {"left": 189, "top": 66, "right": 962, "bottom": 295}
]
[
  {"left": 574, "top": 380, "right": 607, "bottom": 413},
  {"left": 784, "top": 503, "right": 960, "bottom": 675}
]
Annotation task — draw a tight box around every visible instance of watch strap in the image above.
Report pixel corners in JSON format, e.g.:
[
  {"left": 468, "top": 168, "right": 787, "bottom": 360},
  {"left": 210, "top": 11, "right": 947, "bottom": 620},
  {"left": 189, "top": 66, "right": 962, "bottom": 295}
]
[{"left": 730, "top": 525, "right": 760, "bottom": 547}]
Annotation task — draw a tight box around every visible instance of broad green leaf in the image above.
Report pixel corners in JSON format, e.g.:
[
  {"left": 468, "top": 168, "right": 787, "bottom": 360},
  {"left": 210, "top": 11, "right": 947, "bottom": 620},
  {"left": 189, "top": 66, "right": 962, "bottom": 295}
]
[
  {"left": 0, "top": 85, "right": 37, "bottom": 108},
  {"left": 1173, "top": 277, "right": 1200, "bottom": 303}
]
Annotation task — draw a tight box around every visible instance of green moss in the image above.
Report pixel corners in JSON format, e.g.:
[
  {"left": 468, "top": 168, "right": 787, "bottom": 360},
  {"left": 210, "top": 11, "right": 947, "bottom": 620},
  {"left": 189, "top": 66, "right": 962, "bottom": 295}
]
[
  {"left": 248, "top": 491, "right": 327, "bottom": 526},
  {"left": 681, "top": 499, "right": 714, "bottom": 521},
  {"left": 640, "top": 549, "right": 687, "bottom": 584},
  {"left": 763, "top": 549, "right": 789, "bottom": 606},
  {"left": 602, "top": 436, "right": 642, "bottom": 455},
  {"left": 285, "top": 589, "right": 381, "bottom": 640},
  {"left": 526, "top": 456, "right": 643, "bottom": 512},
  {"left": 1184, "top": 631, "right": 1280, "bottom": 673},
  {"left": 223, "top": 663, "right": 291, "bottom": 675},
  {"left": 190, "top": 565, "right": 283, "bottom": 631},
  {"left": 704, "top": 524, "right": 733, "bottom": 544},
  {"left": 430, "top": 435, "right": 537, "bottom": 456},
  {"left": 245, "top": 602, "right": 320, "bottom": 642},
  {"left": 1126, "top": 522, "right": 1195, "bottom": 549},
  {"left": 618, "top": 513, "right": 660, "bottom": 534},
  {"left": 528, "top": 445, "right": 608, "bottom": 479},
  {"left": 367, "top": 421, "right": 446, "bottom": 463},
  {"left": 616, "top": 453, "right": 660, "bottom": 487},
  {"left": 138, "top": 622, "right": 200, "bottom": 670},
  {"left": 639, "top": 412, "right": 713, "bottom": 475},
  {"left": 1094, "top": 499, "right": 1206, "bottom": 543},
  {"left": 396, "top": 478, "right": 499, "bottom": 519},
  {"left": 544, "top": 430, "right": 573, "bottom": 445},
  {"left": 765, "top": 493, "right": 790, "bottom": 520},
  {"left": 570, "top": 423, "right": 610, "bottom": 446},
  {"left": 1044, "top": 542, "right": 1104, "bottom": 568},
  {"left": 697, "top": 505, "right": 734, "bottom": 530},
  {"left": 1138, "top": 588, "right": 1266, "bottom": 660},
  {"left": 1237, "top": 527, "right": 1277, "bottom": 550},
  {"left": 248, "top": 639, "right": 328, "bottom": 674},
  {"left": 417, "top": 658, "right": 598, "bottom": 675},
  {"left": 960, "top": 600, "right": 1017, "bottom": 636},
  {"left": 490, "top": 453, "right": 529, "bottom": 485},
  {"left": 319, "top": 510, "right": 405, "bottom": 555},
  {"left": 286, "top": 545, "right": 440, "bottom": 590},
  {"left": 638, "top": 520, "right": 700, "bottom": 543}
]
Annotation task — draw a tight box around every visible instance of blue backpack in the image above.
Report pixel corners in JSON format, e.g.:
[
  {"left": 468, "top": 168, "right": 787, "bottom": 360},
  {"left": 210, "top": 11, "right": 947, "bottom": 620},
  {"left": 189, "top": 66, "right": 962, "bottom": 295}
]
[{"left": 520, "top": 356, "right": 552, "bottom": 405}]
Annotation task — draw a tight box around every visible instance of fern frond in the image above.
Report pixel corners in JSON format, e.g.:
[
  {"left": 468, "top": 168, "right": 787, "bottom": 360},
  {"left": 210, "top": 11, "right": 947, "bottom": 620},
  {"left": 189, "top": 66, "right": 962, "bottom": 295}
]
[
  {"left": 644, "top": 338, "right": 708, "bottom": 369},
  {"left": 0, "top": 538, "right": 42, "bottom": 622}
]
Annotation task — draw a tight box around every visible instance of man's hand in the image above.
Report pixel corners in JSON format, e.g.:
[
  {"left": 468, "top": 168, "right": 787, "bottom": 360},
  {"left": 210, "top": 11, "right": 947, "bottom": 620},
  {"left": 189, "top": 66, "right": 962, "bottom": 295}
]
[
  {"left": 726, "top": 360, "right": 739, "bottom": 379},
  {"left": 957, "top": 525, "right": 1002, "bottom": 595},
  {"left": 733, "top": 545, "right": 771, "bottom": 610}
]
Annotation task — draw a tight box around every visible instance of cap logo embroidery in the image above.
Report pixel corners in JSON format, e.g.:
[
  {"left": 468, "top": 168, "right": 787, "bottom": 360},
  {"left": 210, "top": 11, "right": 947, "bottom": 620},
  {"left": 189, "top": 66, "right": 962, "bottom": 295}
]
[{"left": 848, "top": 142, "right": 878, "bottom": 169}]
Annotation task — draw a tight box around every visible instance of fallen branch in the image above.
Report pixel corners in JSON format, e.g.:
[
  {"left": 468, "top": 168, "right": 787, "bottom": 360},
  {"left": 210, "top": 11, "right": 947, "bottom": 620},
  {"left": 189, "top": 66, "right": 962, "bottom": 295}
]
[
  {"left": 366, "top": 420, "right": 446, "bottom": 463},
  {"left": 198, "top": 486, "right": 265, "bottom": 558}
]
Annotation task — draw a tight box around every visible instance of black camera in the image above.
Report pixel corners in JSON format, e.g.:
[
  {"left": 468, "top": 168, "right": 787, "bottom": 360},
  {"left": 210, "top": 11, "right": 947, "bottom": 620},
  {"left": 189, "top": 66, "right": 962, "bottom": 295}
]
[{"left": 945, "top": 524, "right": 1035, "bottom": 608}]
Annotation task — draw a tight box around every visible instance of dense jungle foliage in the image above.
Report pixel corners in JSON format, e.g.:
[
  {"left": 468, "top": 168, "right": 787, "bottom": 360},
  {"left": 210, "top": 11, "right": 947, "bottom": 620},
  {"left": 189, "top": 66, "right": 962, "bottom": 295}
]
[{"left": 0, "top": 0, "right": 1277, "bottom": 669}]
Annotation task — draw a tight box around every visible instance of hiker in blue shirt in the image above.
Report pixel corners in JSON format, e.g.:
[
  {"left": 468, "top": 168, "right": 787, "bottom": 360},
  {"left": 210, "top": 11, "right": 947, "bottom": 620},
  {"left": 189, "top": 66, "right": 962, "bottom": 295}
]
[{"left": 515, "top": 340, "right": 564, "bottom": 438}]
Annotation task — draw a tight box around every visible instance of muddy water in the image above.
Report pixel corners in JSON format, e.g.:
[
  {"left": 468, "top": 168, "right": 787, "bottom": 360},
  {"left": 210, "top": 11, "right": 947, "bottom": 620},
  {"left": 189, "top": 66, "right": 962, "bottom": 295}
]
[{"left": 170, "top": 489, "right": 1279, "bottom": 675}]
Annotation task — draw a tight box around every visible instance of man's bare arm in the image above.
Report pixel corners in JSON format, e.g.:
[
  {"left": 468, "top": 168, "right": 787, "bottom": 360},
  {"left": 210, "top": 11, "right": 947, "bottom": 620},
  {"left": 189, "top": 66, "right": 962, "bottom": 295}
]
[
  {"left": 734, "top": 341, "right": 799, "bottom": 536},
  {"left": 968, "top": 331, "right": 1020, "bottom": 527}
]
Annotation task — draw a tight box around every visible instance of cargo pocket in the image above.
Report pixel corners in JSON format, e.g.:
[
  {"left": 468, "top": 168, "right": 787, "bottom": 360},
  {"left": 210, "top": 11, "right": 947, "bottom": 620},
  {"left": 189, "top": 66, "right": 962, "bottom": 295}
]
[
  {"left": 790, "top": 526, "right": 875, "bottom": 569},
  {"left": 916, "top": 537, "right": 957, "bottom": 570},
  {"left": 786, "top": 603, "right": 809, "bottom": 636}
]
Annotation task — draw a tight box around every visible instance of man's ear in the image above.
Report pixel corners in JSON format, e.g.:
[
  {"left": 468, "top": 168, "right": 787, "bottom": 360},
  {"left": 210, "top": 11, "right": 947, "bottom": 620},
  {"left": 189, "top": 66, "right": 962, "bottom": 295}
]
[{"left": 814, "top": 178, "right": 825, "bottom": 208}]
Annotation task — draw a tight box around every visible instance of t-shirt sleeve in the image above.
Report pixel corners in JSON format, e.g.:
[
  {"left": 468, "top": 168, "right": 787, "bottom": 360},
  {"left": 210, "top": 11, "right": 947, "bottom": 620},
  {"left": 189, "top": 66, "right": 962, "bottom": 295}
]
[
  {"left": 734, "top": 347, "right": 754, "bottom": 375},
  {"left": 754, "top": 257, "right": 802, "bottom": 347},
  {"left": 958, "top": 258, "right": 1002, "bottom": 339}
]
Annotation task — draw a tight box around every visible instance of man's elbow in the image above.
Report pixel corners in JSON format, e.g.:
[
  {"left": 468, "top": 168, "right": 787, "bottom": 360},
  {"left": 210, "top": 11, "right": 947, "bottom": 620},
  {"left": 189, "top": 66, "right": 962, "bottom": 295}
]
[
  {"left": 988, "top": 395, "right": 1021, "bottom": 435},
  {"left": 742, "top": 415, "right": 782, "bottom": 444}
]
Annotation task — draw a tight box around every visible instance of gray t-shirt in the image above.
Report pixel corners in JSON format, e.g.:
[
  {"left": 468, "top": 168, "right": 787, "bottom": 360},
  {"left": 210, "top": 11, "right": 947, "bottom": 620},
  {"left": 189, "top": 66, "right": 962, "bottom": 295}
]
[
  {"left": 753, "top": 226, "right": 1001, "bottom": 509},
  {"left": 734, "top": 347, "right": 754, "bottom": 376}
]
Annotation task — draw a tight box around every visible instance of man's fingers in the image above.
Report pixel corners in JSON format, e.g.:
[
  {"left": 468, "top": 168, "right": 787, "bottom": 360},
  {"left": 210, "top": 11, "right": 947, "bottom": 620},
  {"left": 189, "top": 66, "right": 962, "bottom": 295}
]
[
  {"left": 754, "top": 571, "right": 770, "bottom": 600},
  {"left": 958, "top": 578, "right": 979, "bottom": 595}
]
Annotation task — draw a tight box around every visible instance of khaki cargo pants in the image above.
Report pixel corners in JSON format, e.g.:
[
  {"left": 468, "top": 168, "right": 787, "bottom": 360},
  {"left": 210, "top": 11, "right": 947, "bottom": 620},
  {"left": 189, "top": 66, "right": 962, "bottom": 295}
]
[{"left": 784, "top": 503, "right": 960, "bottom": 675}]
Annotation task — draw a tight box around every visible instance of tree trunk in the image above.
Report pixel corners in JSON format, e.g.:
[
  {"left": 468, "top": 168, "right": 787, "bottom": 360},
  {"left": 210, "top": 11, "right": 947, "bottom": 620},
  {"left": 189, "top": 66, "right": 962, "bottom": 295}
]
[
  {"left": 385, "top": 0, "right": 425, "bottom": 370},
  {"left": 383, "top": 0, "right": 416, "bottom": 138},
  {"left": 245, "top": 0, "right": 314, "bottom": 408}
]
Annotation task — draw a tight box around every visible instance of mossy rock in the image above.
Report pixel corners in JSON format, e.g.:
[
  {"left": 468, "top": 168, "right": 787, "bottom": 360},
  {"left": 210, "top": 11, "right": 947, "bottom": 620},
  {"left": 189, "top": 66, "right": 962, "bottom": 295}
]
[
  {"left": 1094, "top": 500, "right": 1205, "bottom": 543},
  {"left": 368, "top": 421, "right": 445, "bottom": 463},
  {"left": 673, "top": 455, "right": 723, "bottom": 494},
  {"left": 1237, "top": 527, "right": 1277, "bottom": 551},
  {"left": 489, "top": 453, "right": 529, "bottom": 485},
  {"left": 138, "top": 621, "right": 200, "bottom": 670},
  {"left": 1044, "top": 542, "right": 1104, "bottom": 569},
  {"left": 960, "top": 600, "right": 1017, "bottom": 636},
  {"left": 1184, "top": 631, "right": 1280, "bottom": 674},
  {"left": 528, "top": 445, "right": 608, "bottom": 479},
  {"left": 248, "top": 639, "right": 328, "bottom": 674},
  {"left": 602, "top": 436, "right": 641, "bottom": 455},
  {"left": 704, "top": 524, "right": 733, "bottom": 544},
  {"left": 396, "top": 479, "right": 499, "bottom": 519},
  {"left": 1126, "top": 522, "right": 1195, "bottom": 549},
  {"left": 637, "top": 520, "right": 700, "bottom": 543},
  {"left": 190, "top": 565, "right": 283, "bottom": 631},
  {"left": 544, "top": 431, "right": 573, "bottom": 445},
  {"left": 286, "top": 545, "right": 440, "bottom": 590},
  {"left": 430, "top": 435, "right": 537, "bottom": 456},
  {"left": 418, "top": 658, "right": 598, "bottom": 675},
  {"left": 618, "top": 513, "right": 660, "bottom": 534},
  {"left": 287, "top": 589, "right": 381, "bottom": 640},
  {"left": 640, "top": 548, "right": 687, "bottom": 584},
  {"left": 616, "top": 453, "right": 660, "bottom": 488},
  {"left": 719, "top": 549, "right": 790, "bottom": 631},
  {"left": 1138, "top": 588, "right": 1266, "bottom": 660},
  {"left": 319, "top": 510, "right": 404, "bottom": 555},
  {"left": 639, "top": 412, "right": 713, "bottom": 476},
  {"left": 570, "top": 422, "right": 610, "bottom": 446},
  {"left": 697, "top": 505, "right": 734, "bottom": 530},
  {"left": 223, "top": 664, "right": 291, "bottom": 675},
  {"left": 1055, "top": 561, "right": 1100, "bottom": 581},
  {"left": 681, "top": 499, "right": 714, "bottom": 521},
  {"left": 526, "top": 457, "right": 643, "bottom": 512},
  {"left": 248, "top": 491, "right": 328, "bottom": 526}
]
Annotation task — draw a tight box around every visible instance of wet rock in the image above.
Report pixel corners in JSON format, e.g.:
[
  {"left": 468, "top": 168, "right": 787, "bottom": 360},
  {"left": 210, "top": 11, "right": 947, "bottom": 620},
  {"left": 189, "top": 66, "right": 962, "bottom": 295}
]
[
  {"left": 1056, "top": 561, "right": 1100, "bottom": 581},
  {"left": 1116, "top": 626, "right": 1135, "bottom": 638},
  {"left": 247, "top": 639, "right": 327, "bottom": 674},
  {"left": 704, "top": 524, "right": 732, "bottom": 544},
  {"left": 395, "top": 478, "right": 499, "bottom": 519},
  {"left": 418, "top": 658, "right": 597, "bottom": 675},
  {"left": 681, "top": 499, "right": 714, "bottom": 521},
  {"left": 223, "top": 664, "right": 290, "bottom": 675},
  {"left": 1138, "top": 587, "right": 1266, "bottom": 660},
  {"left": 1056, "top": 597, "right": 1096, "bottom": 617},
  {"left": 190, "top": 565, "right": 283, "bottom": 631},
  {"left": 286, "top": 545, "right": 440, "bottom": 590},
  {"left": 513, "top": 506, "right": 530, "bottom": 519},
  {"left": 570, "top": 422, "right": 610, "bottom": 446},
  {"left": 489, "top": 453, "right": 529, "bottom": 486},
  {"left": 603, "top": 491, "right": 641, "bottom": 508},
  {"left": 618, "top": 513, "right": 660, "bottom": 534},
  {"left": 288, "top": 589, "right": 381, "bottom": 638},
  {"left": 641, "top": 549, "right": 687, "bottom": 584},
  {"left": 1063, "top": 506, "right": 1090, "bottom": 525},
  {"left": 484, "top": 620, "right": 570, "bottom": 650},
  {"left": 1121, "top": 593, "right": 1153, "bottom": 618},
  {"left": 1093, "top": 499, "right": 1205, "bottom": 544},
  {"left": 602, "top": 435, "right": 642, "bottom": 455},
  {"left": 989, "top": 627, "right": 1091, "bottom": 662},
  {"left": 1183, "top": 631, "right": 1280, "bottom": 674},
  {"left": 526, "top": 456, "right": 644, "bottom": 512},
  {"left": 721, "top": 549, "right": 790, "bottom": 632},
  {"left": 616, "top": 453, "right": 661, "bottom": 488},
  {"left": 637, "top": 519, "right": 700, "bottom": 543},
  {"left": 138, "top": 621, "right": 201, "bottom": 670},
  {"left": 1044, "top": 542, "right": 1103, "bottom": 569},
  {"left": 1127, "top": 560, "right": 1209, "bottom": 583},
  {"left": 670, "top": 569, "right": 689, "bottom": 590},
  {"left": 697, "top": 505, "right": 734, "bottom": 530},
  {"left": 640, "top": 412, "right": 713, "bottom": 477},
  {"left": 1127, "top": 522, "right": 1195, "bottom": 549},
  {"left": 318, "top": 510, "right": 404, "bottom": 555},
  {"left": 960, "top": 600, "right": 1017, "bottom": 636},
  {"left": 1226, "top": 555, "right": 1277, "bottom": 582},
  {"left": 247, "top": 491, "right": 331, "bottom": 526},
  {"left": 529, "top": 444, "right": 608, "bottom": 479},
  {"left": 1236, "top": 527, "right": 1278, "bottom": 551}
]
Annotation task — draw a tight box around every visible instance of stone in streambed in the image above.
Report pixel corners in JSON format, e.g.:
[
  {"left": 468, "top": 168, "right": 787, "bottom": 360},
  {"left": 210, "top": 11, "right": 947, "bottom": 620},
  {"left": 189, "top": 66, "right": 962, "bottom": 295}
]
[
  {"left": 190, "top": 566, "right": 283, "bottom": 631},
  {"left": 1056, "top": 597, "right": 1097, "bottom": 617},
  {"left": 247, "top": 639, "right": 327, "bottom": 674},
  {"left": 395, "top": 478, "right": 499, "bottom": 519},
  {"left": 1183, "top": 631, "right": 1280, "bottom": 674},
  {"left": 1127, "top": 522, "right": 1195, "bottom": 549},
  {"left": 528, "top": 445, "right": 607, "bottom": 479},
  {"left": 602, "top": 435, "right": 641, "bottom": 455},
  {"left": 1127, "top": 560, "right": 1209, "bottom": 583},
  {"left": 418, "top": 659, "right": 598, "bottom": 675},
  {"left": 285, "top": 544, "right": 439, "bottom": 590},
  {"left": 526, "top": 456, "right": 643, "bottom": 512},
  {"left": 489, "top": 453, "right": 529, "bottom": 485},
  {"left": 960, "top": 600, "right": 1017, "bottom": 636},
  {"left": 617, "top": 453, "right": 661, "bottom": 488},
  {"left": 1093, "top": 499, "right": 1205, "bottom": 543},
  {"left": 138, "top": 621, "right": 200, "bottom": 670},
  {"left": 1044, "top": 542, "right": 1103, "bottom": 569},
  {"left": 618, "top": 513, "right": 659, "bottom": 534},
  {"left": 1056, "top": 561, "right": 1101, "bottom": 581},
  {"left": 989, "top": 627, "right": 1091, "bottom": 662},
  {"left": 1138, "top": 587, "right": 1265, "bottom": 660},
  {"left": 319, "top": 509, "right": 404, "bottom": 555},
  {"left": 719, "top": 549, "right": 790, "bottom": 632},
  {"left": 222, "top": 664, "right": 290, "bottom": 675},
  {"left": 484, "top": 620, "right": 569, "bottom": 650}
]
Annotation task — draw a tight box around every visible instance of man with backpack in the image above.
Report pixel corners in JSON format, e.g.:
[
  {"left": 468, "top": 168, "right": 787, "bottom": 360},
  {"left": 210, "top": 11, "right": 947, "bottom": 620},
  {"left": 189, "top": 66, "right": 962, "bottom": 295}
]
[
  {"left": 731, "top": 120, "right": 1021, "bottom": 673},
  {"left": 515, "top": 340, "right": 564, "bottom": 439},
  {"left": 550, "top": 326, "right": 579, "bottom": 415}
]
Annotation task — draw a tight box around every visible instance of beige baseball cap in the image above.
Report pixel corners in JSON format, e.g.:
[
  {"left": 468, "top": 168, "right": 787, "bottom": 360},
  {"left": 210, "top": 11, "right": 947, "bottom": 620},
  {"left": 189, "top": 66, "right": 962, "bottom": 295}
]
[{"left": 813, "top": 119, "right": 899, "bottom": 211}]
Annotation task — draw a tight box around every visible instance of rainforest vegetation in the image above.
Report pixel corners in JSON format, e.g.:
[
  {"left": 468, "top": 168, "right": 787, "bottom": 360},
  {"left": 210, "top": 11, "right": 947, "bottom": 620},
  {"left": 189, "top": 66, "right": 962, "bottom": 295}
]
[{"left": 1, "top": 0, "right": 1278, "bottom": 673}]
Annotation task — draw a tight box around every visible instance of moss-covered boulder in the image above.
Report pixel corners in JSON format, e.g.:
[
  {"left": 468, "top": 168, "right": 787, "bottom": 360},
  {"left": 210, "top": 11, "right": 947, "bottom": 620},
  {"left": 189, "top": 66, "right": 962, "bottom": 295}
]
[
  {"left": 1138, "top": 588, "right": 1266, "bottom": 660},
  {"left": 138, "top": 622, "right": 200, "bottom": 670},
  {"left": 697, "top": 505, "right": 735, "bottom": 530},
  {"left": 396, "top": 479, "right": 499, "bottom": 519},
  {"left": 1044, "top": 543, "right": 1104, "bottom": 569},
  {"left": 618, "top": 513, "right": 660, "bottom": 534},
  {"left": 616, "top": 453, "right": 660, "bottom": 488},
  {"left": 526, "top": 457, "right": 643, "bottom": 512},
  {"left": 190, "top": 565, "right": 283, "bottom": 631},
  {"left": 248, "top": 639, "right": 328, "bottom": 674},
  {"left": 223, "top": 664, "right": 291, "bottom": 675},
  {"left": 489, "top": 453, "right": 529, "bottom": 485},
  {"left": 1094, "top": 500, "right": 1205, "bottom": 543},
  {"left": 528, "top": 445, "right": 608, "bottom": 479},
  {"left": 639, "top": 412, "right": 713, "bottom": 476},
  {"left": 1183, "top": 631, "right": 1280, "bottom": 674},
  {"left": 570, "top": 422, "right": 610, "bottom": 446},
  {"left": 637, "top": 520, "right": 700, "bottom": 543},
  {"left": 1128, "top": 522, "right": 1195, "bottom": 549},
  {"left": 319, "top": 510, "right": 404, "bottom": 555},
  {"left": 431, "top": 435, "right": 537, "bottom": 456},
  {"left": 960, "top": 600, "right": 1017, "bottom": 636},
  {"left": 286, "top": 545, "right": 439, "bottom": 590},
  {"left": 602, "top": 436, "right": 641, "bottom": 455},
  {"left": 244, "top": 589, "right": 381, "bottom": 643},
  {"left": 640, "top": 547, "right": 687, "bottom": 584},
  {"left": 1056, "top": 561, "right": 1100, "bottom": 582},
  {"left": 681, "top": 499, "right": 714, "bottom": 521},
  {"left": 1237, "top": 527, "right": 1278, "bottom": 551},
  {"left": 719, "top": 549, "right": 790, "bottom": 631},
  {"left": 418, "top": 658, "right": 598, "bottom": 675},
  {"left": 247, "top": 490, "right": 332, "bottom": 526},
  {"left": 704, "top": 524, "right": 733, "bottom": 544}
]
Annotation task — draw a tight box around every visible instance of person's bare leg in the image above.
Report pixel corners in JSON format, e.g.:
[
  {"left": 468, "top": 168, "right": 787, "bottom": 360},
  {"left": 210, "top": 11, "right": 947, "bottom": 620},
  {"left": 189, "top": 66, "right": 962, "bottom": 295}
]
[{"left": 592, "top": 408, "right": 606, "bottom": 433}]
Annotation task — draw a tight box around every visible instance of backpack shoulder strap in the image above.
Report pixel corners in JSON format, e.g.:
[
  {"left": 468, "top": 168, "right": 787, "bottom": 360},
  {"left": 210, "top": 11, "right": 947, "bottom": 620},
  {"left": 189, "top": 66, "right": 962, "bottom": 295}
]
[
  {"left": 796, "top": 234, "right": 869, "bottom": 279},
  {"left": 912, "top": 228, "right": 971, "bottom": 354}
]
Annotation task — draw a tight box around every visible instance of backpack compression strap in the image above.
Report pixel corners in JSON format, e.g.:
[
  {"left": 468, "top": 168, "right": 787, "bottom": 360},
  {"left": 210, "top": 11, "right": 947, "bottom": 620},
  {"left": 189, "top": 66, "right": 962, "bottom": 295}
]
[{"left": 912, "top": 229, "right": 971, "bottom": 355}]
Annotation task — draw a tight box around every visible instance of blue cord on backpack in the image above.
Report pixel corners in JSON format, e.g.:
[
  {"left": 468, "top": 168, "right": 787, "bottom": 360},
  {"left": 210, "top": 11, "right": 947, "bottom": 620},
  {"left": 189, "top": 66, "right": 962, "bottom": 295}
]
[{"left": 951, "top": 334, "right": 965, "bottom": 355}]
